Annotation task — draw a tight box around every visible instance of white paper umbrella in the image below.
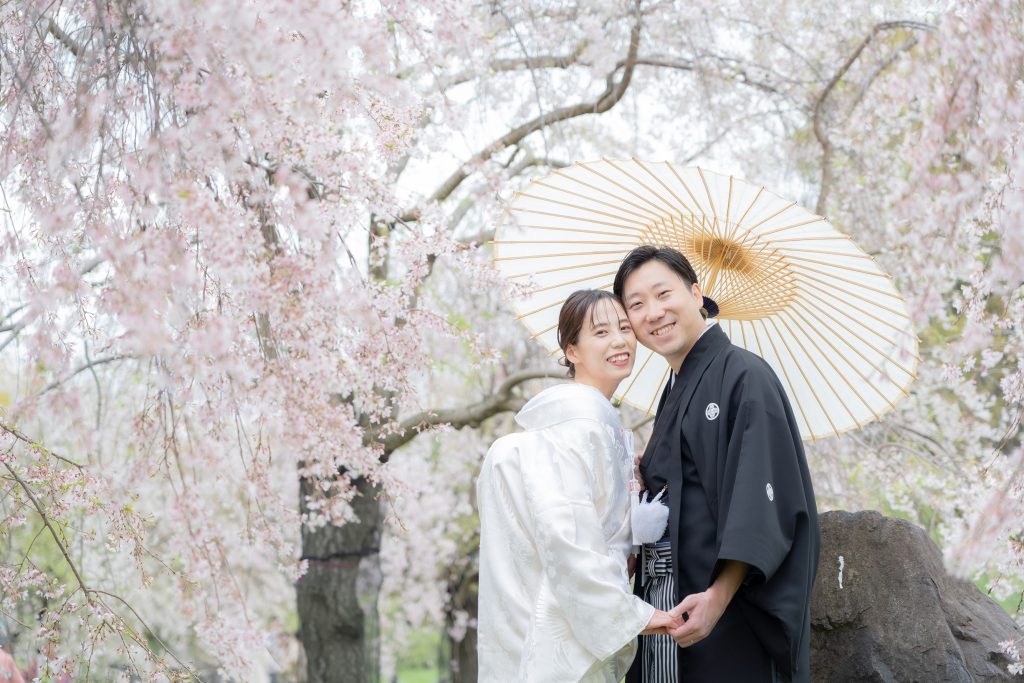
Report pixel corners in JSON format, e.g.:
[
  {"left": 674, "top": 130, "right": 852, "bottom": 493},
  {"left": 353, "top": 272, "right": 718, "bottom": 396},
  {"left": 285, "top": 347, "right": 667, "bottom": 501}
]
[{"left": 493, "top": 159, "right": 919, "bottom": 441}]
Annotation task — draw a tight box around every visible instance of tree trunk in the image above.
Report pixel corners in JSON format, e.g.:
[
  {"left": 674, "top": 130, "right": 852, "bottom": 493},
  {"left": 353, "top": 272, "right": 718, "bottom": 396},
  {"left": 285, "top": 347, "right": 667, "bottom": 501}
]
[
  {"left": 447, "top": 597, "right": 478, "bottom": 683},
  {"left": 443, "top": 563, "right": 478, "bottom": 683},
  {"left": 297, "top": 476, "right": 383, "bottom": 683}
]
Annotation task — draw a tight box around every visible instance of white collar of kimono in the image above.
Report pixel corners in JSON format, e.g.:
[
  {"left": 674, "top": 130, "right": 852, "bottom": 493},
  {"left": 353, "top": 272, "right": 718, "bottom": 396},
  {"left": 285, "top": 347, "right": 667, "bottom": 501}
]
[{"left": 515, "top": 383, "right": 620, "bottom": 432}]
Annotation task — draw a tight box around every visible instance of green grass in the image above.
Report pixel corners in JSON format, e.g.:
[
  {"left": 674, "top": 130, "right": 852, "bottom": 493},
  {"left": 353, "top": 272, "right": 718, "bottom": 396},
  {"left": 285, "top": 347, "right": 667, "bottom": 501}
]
[
  {"left": 394, "top": 626, "right": 442, "bottom": 682},
  {"left": 396, "top": 667, "right": 439, "bottom": 683}
]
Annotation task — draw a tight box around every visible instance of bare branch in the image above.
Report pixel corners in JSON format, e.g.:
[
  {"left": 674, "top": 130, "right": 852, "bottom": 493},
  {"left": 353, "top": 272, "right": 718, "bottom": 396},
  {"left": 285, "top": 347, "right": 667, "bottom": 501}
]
[
  {"left": 813, "top": 20, "right": 934, "bottom": 215},
  {"left": 679, "top": 109, "right": 776, "bottom": 163},
  {"left": 0, "top": 303, "right": 27, "bottom": 327},
  {"left": 0, "top": 256, "right": 103, "bottom": 351},
  {"left": 448, "top": 198, "right": 474, "bottom": 233},
  {"left": 845, "top": 37, "right": 920, "bottom": 120},
  {"left": 0, "top": 315, "right": 30, "bottom": 352},
  {"left": 0, "top": 454, "right": 202, "bottom": 680},
  {"left": 89, "top": 589, "right": 204, "bottom": 681},
  {"left": 1, "top": 422, "right": 85, "bottom": 469},
  {"left": 45, "top": 18, "right": 85, "bottom": 58},
  {"left": 379, "top": 370, "right": 564, "bottom": 456},
  {"left": 634, "top": 56, "right": 783, "bottom": 96},
  {"left": 402, "top": 153, "right": 569, "bottom": 304},
  {"left": 451, "top": 153, "right": 569, "bottom": 239},
  {"left": 39, "top": 354, "right": 134, "bottom": 395},
  {"left": 490, "top": 50, "right": 584, "bottom": 73},
  {"left": 508, "top": 154, "right": 571, "bottom": 177},
  {"left": 397, "top": 0, "right": 643, "bottom": 223},
  {"left": 2, "top": 460, "right": 90, "bottom": 588},
  {"left": 439, "top": 42, "right": 589, "bottom": 90}
]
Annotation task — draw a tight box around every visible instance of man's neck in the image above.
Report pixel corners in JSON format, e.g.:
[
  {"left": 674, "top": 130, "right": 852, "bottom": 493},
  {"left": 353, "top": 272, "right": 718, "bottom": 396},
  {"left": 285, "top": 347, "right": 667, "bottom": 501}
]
[{"left": 669, "top": 321, "right": 715, "bottom": 374}]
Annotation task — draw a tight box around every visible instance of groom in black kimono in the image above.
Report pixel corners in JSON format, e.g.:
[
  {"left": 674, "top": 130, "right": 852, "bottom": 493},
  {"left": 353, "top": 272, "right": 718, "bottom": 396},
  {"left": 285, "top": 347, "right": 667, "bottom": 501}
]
[{"left": 616, "top": 245, "right": 819, "bottom": 682}]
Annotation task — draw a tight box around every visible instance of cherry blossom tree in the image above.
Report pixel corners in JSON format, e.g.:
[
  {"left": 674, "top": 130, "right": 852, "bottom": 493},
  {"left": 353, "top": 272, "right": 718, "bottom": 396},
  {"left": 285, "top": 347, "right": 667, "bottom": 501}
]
[
  {"left": 0, "top": 0, "right": 479, "bottom": 678},
  {"left": 2, "top": 0, "right": 1023, "bottom": 681}
]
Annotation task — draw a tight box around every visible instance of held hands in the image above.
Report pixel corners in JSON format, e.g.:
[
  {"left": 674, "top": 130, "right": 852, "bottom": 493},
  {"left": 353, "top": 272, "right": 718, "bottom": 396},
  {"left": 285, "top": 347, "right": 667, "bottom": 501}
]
[
  {"left": 666, "top": 588, "right": 728, "bottom": 647},
  {"left": 641, "top": 608, "right": 684, "bottom": 636},
  {"left": 667, "top": 559, "right": 750, "bottom": 647}
]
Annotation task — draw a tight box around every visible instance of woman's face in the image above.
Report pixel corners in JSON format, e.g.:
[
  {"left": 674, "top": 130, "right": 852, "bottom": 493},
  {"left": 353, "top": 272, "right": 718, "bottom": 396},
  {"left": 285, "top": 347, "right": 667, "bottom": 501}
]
[{"left": 566, "top": 298, "right": 637, "bottom": 394}]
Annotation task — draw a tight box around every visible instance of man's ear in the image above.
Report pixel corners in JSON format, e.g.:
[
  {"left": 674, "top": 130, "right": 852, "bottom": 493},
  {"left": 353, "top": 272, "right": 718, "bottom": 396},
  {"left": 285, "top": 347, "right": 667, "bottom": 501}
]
[{"left": 691, "top": 281, "right": 703, "bottom": 299}]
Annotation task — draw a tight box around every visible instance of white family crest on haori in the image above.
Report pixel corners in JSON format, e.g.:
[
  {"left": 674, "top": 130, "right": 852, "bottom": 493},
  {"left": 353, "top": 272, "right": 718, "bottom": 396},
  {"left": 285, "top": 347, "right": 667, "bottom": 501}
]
[
  {"left": 705, "top": 402, "right": 720, "bottom": 420},
  {"left": 493, "top": 160, "right": 919, "bottom": 441},
  {"left": 766, "top": 482, "right": 775, "bottom": 502}
]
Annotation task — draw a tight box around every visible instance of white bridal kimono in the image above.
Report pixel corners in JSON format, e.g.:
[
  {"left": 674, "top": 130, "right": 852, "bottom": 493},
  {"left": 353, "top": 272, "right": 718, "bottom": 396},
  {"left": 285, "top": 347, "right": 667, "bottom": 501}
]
[{"left": 477, "top": 383, "right": 655, "bottom": 682}]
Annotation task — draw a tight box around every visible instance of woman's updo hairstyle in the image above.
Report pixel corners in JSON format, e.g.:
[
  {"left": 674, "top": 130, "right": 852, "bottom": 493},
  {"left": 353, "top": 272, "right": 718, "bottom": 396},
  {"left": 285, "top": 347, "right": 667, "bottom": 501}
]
[{"left": 557, "top": 289, "right": 619, "bottom": 378}]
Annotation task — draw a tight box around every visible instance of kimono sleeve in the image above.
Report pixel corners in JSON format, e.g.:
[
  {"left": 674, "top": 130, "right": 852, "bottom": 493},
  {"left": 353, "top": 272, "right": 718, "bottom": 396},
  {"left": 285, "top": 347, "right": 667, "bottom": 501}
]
[
  {"left": 715, "top": 364, "right": 814, "bottom": 583},
  {"left": 520, "top": 418, "right": 655, "bottom": 661}
]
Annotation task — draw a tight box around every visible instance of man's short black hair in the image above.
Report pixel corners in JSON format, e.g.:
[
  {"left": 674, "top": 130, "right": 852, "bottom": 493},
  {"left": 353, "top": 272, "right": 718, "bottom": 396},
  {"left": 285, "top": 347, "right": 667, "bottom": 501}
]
[
  {"left": 613, "top": 245, "right": 699, "bottom": 299},
  {"left": 613, "top": 245, "right": 719, "bottom": 319}
]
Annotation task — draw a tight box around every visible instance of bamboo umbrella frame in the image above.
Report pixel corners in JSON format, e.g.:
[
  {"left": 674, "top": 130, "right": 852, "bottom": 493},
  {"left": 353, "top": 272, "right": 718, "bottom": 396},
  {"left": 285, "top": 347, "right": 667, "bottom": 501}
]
[{"left": 493, "top": 160, "right": 919, "bottom": 441}]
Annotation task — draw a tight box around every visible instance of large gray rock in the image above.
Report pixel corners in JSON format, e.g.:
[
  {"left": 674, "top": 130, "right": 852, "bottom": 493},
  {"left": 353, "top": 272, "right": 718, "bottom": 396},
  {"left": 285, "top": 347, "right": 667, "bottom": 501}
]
[{"left": 811, "top": 510, "right": 1020, "bottom": 682}]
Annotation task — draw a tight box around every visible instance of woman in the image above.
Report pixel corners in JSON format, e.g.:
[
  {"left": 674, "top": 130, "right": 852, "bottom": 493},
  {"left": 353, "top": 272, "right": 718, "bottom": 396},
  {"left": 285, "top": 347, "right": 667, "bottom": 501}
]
[{"left": 477, "top": 289, "right": 679, "bottom": 682}]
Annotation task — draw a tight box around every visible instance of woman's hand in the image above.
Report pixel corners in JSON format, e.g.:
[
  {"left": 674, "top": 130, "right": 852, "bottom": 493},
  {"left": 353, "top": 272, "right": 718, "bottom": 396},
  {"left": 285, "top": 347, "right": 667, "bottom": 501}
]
[
  {"left": 632, "top": 452, "right": 646, "bottom": 491},
  {"left": 640, "top": 609, "right": 683, "bottom": 636}
]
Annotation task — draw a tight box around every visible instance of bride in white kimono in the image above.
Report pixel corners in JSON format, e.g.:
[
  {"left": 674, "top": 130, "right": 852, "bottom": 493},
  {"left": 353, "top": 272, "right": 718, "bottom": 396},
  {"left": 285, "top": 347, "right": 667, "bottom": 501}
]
[{"left": 477, "top": 290, "right": 679, "bottom": 682}]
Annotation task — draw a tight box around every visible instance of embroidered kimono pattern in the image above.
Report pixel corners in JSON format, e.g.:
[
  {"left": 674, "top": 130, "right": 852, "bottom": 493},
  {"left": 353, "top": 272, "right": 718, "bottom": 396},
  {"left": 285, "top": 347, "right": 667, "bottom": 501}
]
[{"left": 477, "top": 383, "right": 655, "bottom": 683}]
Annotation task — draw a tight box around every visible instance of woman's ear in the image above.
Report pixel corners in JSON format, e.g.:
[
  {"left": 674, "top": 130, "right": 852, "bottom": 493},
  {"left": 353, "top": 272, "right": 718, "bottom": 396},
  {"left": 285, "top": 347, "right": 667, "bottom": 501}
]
[{"left": 565, "top": 343, "right": 580, "bottom": 366}]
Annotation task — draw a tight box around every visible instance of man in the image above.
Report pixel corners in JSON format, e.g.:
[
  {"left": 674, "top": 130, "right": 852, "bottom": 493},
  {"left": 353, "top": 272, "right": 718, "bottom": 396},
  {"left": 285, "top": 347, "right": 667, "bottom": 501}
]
[{"left": 616, "top": 245, "right": 820, "bottom": 682}]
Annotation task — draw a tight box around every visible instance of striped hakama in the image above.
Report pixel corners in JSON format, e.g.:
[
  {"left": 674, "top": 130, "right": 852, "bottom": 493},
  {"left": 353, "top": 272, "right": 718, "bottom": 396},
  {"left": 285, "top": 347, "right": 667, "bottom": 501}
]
[{"left": 636, "top": 539, "right": 677, "bottom": 682}]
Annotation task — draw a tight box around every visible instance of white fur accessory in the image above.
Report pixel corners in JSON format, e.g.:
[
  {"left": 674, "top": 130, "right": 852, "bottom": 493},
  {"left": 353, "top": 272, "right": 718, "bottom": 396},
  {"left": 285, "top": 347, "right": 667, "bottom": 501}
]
[{"left": 631, "top": 487, "right": 669, "bottom": 545}]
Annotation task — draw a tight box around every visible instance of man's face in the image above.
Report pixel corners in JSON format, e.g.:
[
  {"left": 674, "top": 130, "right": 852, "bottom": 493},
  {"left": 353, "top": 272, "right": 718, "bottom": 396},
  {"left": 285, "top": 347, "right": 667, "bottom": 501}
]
[{"left": 620, "top": 260, "right": 707, "bottom": 371}]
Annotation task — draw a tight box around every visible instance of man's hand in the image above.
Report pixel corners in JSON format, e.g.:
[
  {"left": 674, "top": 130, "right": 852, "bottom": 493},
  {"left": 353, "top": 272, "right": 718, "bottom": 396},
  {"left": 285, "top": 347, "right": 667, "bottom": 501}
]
[
  {"left": 627, "top": 553, "right": 637, "bottom": 579},
  {"left": 641, "top": 609, "right": 683, "bottom": 636},
  {"left": 667, "top": 560, "right": 750, "bottom": 647},
  {"left": 666, "top": 589, "right": 727, "bottom": 646}
]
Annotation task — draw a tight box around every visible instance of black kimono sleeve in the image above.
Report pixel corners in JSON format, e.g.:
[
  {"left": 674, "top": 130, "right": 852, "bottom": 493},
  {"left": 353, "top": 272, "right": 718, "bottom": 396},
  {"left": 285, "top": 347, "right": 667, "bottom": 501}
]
[
  {"left": 714, "top": 361, "right": 805, "bottom": 577},
  {"left": 713, "top": 356, "right": 819, "bottom": 680}
]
